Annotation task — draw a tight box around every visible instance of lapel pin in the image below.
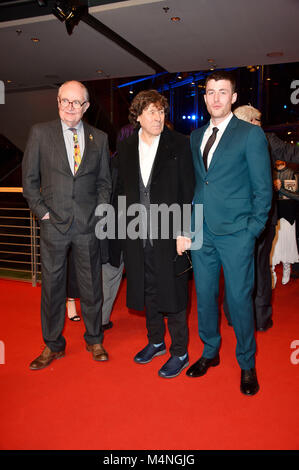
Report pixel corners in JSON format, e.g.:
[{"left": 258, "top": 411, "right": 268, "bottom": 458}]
[{"left": 89, "top": 134, "right": 93, "bottom": 141}]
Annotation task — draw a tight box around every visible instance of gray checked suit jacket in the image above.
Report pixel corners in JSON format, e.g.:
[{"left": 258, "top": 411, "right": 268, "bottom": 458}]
[{"left": 22, "top": 119, "right": 112, "bottom": 235}]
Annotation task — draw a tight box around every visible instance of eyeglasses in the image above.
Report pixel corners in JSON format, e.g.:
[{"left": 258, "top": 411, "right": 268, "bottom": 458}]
[
  {"left": 173, "top": 251, "right": 193, "bottom": 276},
  {"left": 58, "top": 98, "right": 88, "bottom": 109}
]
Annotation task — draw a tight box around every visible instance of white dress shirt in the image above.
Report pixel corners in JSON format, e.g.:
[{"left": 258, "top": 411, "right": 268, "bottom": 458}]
[
  {"left": 138, "top": 128, "right": 160, "bottom": 186},
  {"left": 61, "top": 120, "right": 85, "bottom": 175},
  {"left": 200, "top": 112, "right": 233, "bottom": 169}
]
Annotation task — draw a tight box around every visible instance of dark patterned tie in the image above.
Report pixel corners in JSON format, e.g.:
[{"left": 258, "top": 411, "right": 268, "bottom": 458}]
[{"left": 202, "top": 127, "right": 219, "bottom": 171}]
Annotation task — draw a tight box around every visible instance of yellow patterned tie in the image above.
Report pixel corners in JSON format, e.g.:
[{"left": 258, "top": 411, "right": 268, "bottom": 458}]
[{"left": 69, "top": 127, "right": 82, "bottom": 173}]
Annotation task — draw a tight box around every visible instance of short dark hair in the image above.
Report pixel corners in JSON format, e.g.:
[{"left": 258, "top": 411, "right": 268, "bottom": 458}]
[
  {"left": 205, "top": 71, "right": 237, "bottom": 93},
  {"left": 128, "top": 89, "right": 169, "bottom": 127}
]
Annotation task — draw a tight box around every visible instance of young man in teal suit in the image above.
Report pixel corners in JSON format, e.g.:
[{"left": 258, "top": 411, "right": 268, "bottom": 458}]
[{"left": 183, "top": 71, "right": 272, "bottom": 395}]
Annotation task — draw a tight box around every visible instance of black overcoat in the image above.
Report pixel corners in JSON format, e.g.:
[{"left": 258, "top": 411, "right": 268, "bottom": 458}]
[{"left": 117, "top": 126, "right": 194, "bottom": 313}]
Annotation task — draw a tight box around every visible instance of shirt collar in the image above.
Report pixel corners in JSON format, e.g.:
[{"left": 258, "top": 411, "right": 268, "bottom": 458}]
[
  {"left": 208, "top": 112, "right": 233, "bottom": 133},
  {"left": 138, "top": 127, "right": 161, "bottom": 147},
  {"left": 61, "top": 119, "right": 83, "bottom": 133}
]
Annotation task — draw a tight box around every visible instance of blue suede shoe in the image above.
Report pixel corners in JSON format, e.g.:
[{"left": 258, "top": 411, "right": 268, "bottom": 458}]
[
  {"left": 158, "top": 355, "right": 189, "bottom": 378},
  {"left": 134, "top": 343, "right": 166, "bottom": 364}
]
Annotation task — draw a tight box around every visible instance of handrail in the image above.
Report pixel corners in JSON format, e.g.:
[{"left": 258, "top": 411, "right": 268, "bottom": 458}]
[
  {"left": 0, "top": 187, "right": 23, "bottom": 192},
  {"left": 0, "top": 187, "right": 40, "bottom": 285}
]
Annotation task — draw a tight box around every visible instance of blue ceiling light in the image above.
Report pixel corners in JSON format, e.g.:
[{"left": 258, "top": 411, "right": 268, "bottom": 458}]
[{"left": 117, "top": 72, "right": 168, "bottom": 89}]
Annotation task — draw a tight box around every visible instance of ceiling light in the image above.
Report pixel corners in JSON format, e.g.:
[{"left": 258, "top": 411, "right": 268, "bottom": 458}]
[
  {"left": 31, "top": 37, "right": 40, "bottom": 43},
  {"left": 52, "top": 0, "right": 88, "bottom": 35},
  {"left": 171, "top": 16, "right": 181, "bottom": 22},
  {"left": 266, "top": 52, "right": 283, "bottom": 58}
]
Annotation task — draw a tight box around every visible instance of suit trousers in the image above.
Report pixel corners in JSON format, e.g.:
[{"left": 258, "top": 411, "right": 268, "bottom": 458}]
[
  {"left": 40, "top": 220, "right": 103, "bottom": 351},
  {"left": 101, "top": 261, "right": 124, "bottom": 325},
  {"left": 143, "top": 241, "right": 188, "bottom": 356},
  {"left": 191, "top": 221, "right": 256, "bottom": 370},
  {"left": 67, "top": 251, "right": 124, "bottom": 326},
  {"left": 223, "top": 222, "right": 275, "bottom": 329}
]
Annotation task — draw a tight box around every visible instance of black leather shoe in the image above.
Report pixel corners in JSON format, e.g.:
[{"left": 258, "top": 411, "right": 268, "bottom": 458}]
[
  {"left": 291, "top": 271, "right": 299, "bottom": 279},
  {"left": 186, "top": 354, "right": 220, "bottom": 377},
  {"left": 102, "top": 321, "right": 113, "bottom": 331},
  {"left": 240, "top": 368, "right": 259, "bottom": 396},
  {"left": 256, "top": 318, "right": 273, "bottom": 332}
]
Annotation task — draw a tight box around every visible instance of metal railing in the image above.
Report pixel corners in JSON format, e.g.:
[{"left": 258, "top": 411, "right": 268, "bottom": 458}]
[{"left": 0, "top": 187, "right": 40, "bottom": 285}]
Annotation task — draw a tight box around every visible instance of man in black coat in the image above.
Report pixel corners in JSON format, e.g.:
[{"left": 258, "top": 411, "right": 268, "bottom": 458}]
[
  {"left": 117, "top": 90, "right": 194, "bottom": 378},
  {"left": 22, "top": 80, "right": 112, "bottom": 369}
]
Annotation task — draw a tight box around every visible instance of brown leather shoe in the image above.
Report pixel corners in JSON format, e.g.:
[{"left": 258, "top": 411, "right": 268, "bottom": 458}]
[
  {"left": 29, "top": 346, "right": 65, "bottom": 370},
  {"left": 86, "top": 343, "right": 108, "bottom": 361}
]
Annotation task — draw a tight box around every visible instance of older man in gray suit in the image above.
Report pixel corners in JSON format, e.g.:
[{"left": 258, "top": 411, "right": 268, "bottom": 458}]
[{"left": 22, "top": 80, "right": 112, "bottom": 369}]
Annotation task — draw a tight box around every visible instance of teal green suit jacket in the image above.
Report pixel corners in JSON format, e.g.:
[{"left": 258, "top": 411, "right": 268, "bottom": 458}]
[{"left": 190, "top": 115, "right": 272, "bottom": 238}]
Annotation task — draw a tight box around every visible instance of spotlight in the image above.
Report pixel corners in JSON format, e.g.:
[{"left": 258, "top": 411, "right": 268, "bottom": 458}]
[{"left": 52, "top": 1, "right": 88, "bottom": 35}]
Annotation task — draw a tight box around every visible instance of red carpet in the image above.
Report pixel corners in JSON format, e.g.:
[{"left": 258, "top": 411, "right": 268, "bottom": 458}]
[{"left": 0, "top": 268, "right": 298, "bottom": 450}]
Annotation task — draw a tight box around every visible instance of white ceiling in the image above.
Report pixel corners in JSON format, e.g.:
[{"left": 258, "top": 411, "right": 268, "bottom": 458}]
[{"left": 0, "top": 0, "right": 299, "bottom": 92}]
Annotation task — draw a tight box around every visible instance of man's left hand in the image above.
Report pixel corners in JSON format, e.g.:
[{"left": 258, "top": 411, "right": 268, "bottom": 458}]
[{"left": 176, "top": 236, "right": 191, "bottom": 255}]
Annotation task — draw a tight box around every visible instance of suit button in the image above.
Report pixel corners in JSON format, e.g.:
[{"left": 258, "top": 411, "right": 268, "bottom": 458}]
[{"left": 205, "top": 181, "right": 209, "bottom": 185}]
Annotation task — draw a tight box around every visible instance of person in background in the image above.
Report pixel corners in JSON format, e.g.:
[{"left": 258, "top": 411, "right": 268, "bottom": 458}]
[
  {"left": 223, "top": 105, "right": 299, "bottom": 332},
  {"left": 65, "top": 123, "right": 134, "bottom": 327},
  {"left": 271, "top": 160, "right": 299, "bottom": 285}
]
